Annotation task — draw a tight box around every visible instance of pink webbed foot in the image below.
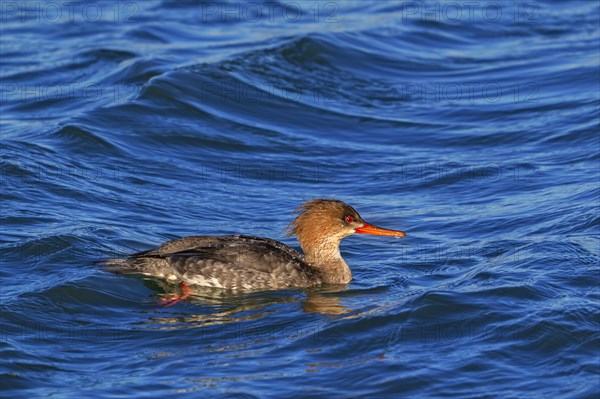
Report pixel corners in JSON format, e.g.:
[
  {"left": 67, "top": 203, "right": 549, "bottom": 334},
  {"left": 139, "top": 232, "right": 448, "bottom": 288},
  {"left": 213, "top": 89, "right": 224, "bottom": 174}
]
[{"left": 158, "top": 282, "right": 191, "bottom": 307}]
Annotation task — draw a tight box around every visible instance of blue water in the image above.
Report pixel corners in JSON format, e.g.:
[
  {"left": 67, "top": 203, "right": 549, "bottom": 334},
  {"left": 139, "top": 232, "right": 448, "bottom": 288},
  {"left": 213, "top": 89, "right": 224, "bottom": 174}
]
[{"left": 1, "top": 1, "right": 599, "bottom": 397}]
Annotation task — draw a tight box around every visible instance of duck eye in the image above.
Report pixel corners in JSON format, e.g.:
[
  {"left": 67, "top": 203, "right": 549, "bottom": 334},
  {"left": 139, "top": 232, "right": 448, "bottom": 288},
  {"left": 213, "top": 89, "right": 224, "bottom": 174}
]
[{"left": 345, "top": 215, "right": 354, "bottom": 223}]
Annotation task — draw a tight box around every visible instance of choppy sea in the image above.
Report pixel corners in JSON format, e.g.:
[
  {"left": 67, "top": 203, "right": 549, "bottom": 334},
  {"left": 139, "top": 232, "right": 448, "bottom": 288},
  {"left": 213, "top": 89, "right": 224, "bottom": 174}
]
[{"left": 1, "top": 1, "right": 599, "bottom": 398}]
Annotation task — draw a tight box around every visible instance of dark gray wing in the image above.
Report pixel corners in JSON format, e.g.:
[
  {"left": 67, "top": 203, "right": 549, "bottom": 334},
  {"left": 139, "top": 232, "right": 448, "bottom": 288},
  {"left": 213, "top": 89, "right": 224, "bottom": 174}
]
[{"left": 132, "top": 235, "right": 302, "bottom": 258}]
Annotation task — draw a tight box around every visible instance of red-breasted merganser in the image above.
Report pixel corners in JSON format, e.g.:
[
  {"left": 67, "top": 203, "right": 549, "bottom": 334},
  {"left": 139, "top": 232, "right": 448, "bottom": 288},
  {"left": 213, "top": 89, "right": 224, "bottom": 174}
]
[{"left": 104, "top": 199, "right": 406, "bottom": 295}]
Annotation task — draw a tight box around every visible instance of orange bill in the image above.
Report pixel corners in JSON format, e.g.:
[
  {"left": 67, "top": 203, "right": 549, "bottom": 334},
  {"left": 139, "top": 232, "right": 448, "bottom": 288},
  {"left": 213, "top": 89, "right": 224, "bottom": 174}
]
[{"left": 355, "top": 223, "right": 406, "bottom": 237}]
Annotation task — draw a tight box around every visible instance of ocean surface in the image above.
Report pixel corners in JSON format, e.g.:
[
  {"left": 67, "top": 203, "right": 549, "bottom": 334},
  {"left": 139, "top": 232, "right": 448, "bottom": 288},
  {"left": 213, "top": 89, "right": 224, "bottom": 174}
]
[{"left": 1, "top": 1, "right": 599, "bottom": 398}]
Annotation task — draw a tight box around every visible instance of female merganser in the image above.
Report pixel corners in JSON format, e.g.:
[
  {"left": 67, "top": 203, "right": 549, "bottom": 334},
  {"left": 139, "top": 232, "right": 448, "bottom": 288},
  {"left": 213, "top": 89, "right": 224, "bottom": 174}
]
[{"left": 104, "top": 199, "right": 406, "bottom": 295}]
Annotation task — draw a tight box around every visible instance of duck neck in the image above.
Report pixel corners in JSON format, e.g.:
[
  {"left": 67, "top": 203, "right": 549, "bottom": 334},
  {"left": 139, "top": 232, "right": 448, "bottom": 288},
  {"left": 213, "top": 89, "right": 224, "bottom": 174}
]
[{"left": 302, "top": 241, "right": 352, "bottom": 285}]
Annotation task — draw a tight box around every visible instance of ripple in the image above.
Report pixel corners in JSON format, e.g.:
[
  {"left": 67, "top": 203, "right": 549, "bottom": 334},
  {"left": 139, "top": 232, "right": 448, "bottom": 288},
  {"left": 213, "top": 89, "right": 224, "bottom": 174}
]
[{"left": 51, "top": 124, "right": 118, "bottom": 151}]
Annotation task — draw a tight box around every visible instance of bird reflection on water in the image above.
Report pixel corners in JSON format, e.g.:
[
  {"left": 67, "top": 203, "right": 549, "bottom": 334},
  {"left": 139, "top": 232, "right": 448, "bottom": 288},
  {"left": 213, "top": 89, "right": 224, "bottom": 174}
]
[{"left": 140, "top": 280, "right": 351, "bottom": 333}]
